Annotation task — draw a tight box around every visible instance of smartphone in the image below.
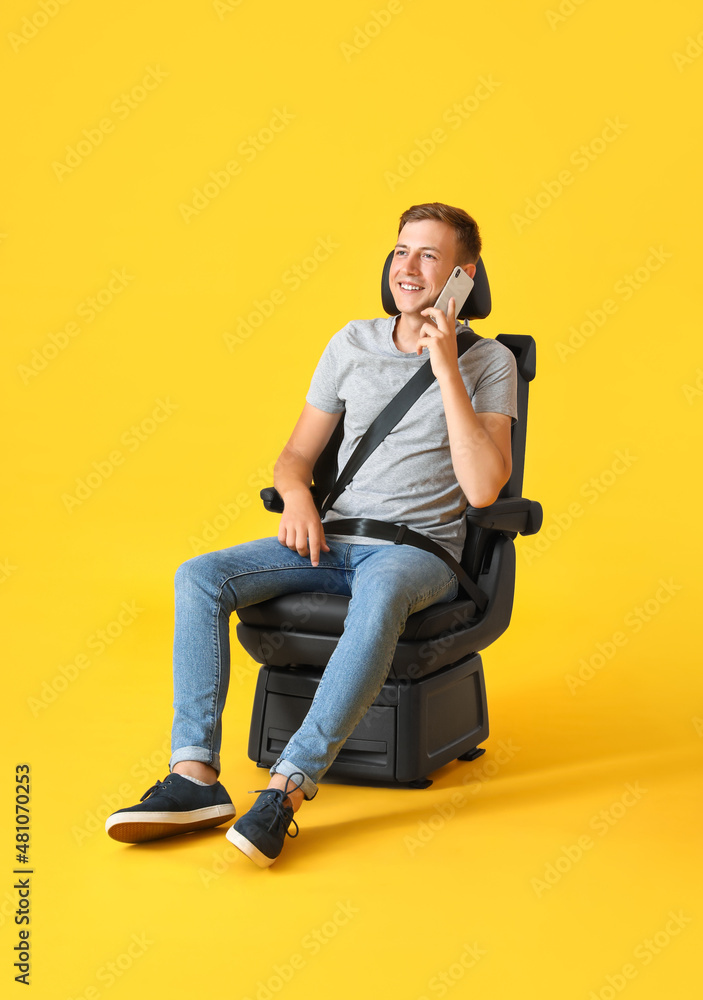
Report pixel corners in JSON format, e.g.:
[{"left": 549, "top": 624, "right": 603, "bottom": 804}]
[{"left": 431, "top": 266, "right": 474, "bottom": 324}]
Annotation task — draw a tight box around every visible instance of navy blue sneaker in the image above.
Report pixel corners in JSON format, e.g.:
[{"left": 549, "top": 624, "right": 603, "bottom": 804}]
[
  {"left": 226, "top": 774, "right": 303, "bottom": 867},
  {"left": 105, "top": 774, "right": 236, "bottom": 843}
]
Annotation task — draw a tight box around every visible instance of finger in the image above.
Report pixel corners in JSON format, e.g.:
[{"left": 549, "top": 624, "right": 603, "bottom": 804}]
[
  {"left": 320, "top": 524, "right": 330, "bottom": 552},
  {"left": 295, "top": 526, "right": 309, "bottom": 558},
  {"left": 309, "top": 526, "right": 320, "bottom": 567},
  {"left": 311, "top": 520, "right": 331, "bottom": 566},
  {"left": 278, "top": 520, "right": 294, "bottom": 548},
  {"left": 448, "top": 296, "right": 456, "bottom": 327},
  {"left": 283, "top": 522, "right": 307, "bottom": 557}
]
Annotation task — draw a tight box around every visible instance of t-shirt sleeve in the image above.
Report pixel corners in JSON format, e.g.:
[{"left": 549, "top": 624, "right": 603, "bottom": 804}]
[
  {"left": 305, "top": 329, "right": 346, "bottom": 414},
  {"left": 470, "top": 341, "right": 519, "bottom": 425}
]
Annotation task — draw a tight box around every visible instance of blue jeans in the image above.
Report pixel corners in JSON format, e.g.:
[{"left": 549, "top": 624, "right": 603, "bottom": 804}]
[{"left": 170, "top": 536, "right": 458, "bottom": 799}]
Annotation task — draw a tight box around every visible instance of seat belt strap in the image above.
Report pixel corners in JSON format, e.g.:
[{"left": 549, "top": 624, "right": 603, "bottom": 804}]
[
  {"left": 316, "top": 327, "right": 488, "bottom": 611},
  {"left": 325, "top": 518, "right": 488, "bottom": 613},
  {"left": 319, "top": 328, "right": 481, "bottom": 516}
]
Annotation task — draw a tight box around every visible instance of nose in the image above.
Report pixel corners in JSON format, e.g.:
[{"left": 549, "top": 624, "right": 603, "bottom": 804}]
[{"left": 402, "top": 251, "right": 421, "bottom": 274}]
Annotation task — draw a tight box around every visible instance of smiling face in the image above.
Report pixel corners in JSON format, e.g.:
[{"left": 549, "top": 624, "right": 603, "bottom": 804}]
[{"left": 390, "top": 218, "right": 474, "bottom": 317}]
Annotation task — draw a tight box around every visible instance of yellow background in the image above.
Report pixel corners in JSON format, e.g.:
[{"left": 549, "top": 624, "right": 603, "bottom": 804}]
[{"left": 2, "top": 1, "right": 701, "bottom": 997}]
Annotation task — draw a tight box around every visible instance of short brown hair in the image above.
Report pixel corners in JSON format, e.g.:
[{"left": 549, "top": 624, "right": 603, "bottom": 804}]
[{"left": 397, "top": 202, "right": 482, "bottom": 265}]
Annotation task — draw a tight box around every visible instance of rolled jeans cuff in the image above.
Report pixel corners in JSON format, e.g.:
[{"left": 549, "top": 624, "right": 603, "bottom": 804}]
[
  {"left": 270, "top": 758, "right": 318, "bottom": 800},
  {"left": 170, "top": 745, "right": 221, "bottom": 776}
]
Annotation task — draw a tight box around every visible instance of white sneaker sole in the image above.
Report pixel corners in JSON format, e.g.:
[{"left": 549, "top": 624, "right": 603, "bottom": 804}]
[
  {"left": 105, "top": 803, "right": 236, "bottom": 843},
  {"left": 225, "top": 825, "right": 278, "bottom": 868}
]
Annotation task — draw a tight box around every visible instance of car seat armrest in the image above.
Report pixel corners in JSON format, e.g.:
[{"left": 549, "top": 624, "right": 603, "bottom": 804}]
[
  {"left": 465, "top": 497, "right": 543, "bottom": 536},
  {"left": 260, "top": 487, "right": 284, "bottom": 513},
  {"left": 262, "top": 487, "right": 543, "bottom": 536},
  {"left": 260, "top": 486, "right": 320, "bottom": 514}
]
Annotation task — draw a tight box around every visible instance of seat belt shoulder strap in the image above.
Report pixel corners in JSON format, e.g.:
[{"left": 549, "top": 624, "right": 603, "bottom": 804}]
[{"left": 320, "top": 328, "right": 480, "bottom": 515}]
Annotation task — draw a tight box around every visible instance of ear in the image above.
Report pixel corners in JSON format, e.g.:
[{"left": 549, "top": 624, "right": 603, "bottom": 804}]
[{"left": 459, "top": 263, "right": 476, "bottom": 279}]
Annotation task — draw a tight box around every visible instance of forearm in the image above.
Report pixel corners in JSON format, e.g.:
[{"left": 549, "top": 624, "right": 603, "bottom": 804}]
[
  {"left": 274, "top": 446, "right": 315, "bottom": 503},
  {"left": 438, "top": 371, "right": 509, "bottom": 507}
]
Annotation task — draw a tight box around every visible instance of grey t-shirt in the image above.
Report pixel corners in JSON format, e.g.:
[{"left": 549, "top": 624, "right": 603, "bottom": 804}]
[{"left": 306, "top": 315, "right": 518, "bottom": 563}]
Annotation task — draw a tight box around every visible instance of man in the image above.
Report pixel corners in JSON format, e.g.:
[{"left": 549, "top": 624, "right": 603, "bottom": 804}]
[{"left": 105, "top": 202, "right": 518, "bottom": 867}]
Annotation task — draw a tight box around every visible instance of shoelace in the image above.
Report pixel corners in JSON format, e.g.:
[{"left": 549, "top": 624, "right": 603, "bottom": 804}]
[
  {"left": 139, "top": 778, "right": 169, "bottom": 801},
  {"left": 248, "top": 773, "right": 305, "bottom": 839}
]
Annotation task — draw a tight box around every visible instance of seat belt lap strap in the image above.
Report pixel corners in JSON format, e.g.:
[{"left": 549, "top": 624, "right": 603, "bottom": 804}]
[{"left": 326, "top": 518, "right": 488, "bottom": 613}]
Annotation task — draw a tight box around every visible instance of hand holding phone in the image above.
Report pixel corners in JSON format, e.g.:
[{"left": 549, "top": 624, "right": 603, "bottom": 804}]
[{"left": 431, "top": 266, "right": 474, "bottom": 324}]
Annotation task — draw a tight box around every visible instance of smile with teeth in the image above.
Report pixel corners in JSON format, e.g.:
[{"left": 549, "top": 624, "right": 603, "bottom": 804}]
[{"left": 399, "top": 282, "right": 423, "bottom": 291}]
